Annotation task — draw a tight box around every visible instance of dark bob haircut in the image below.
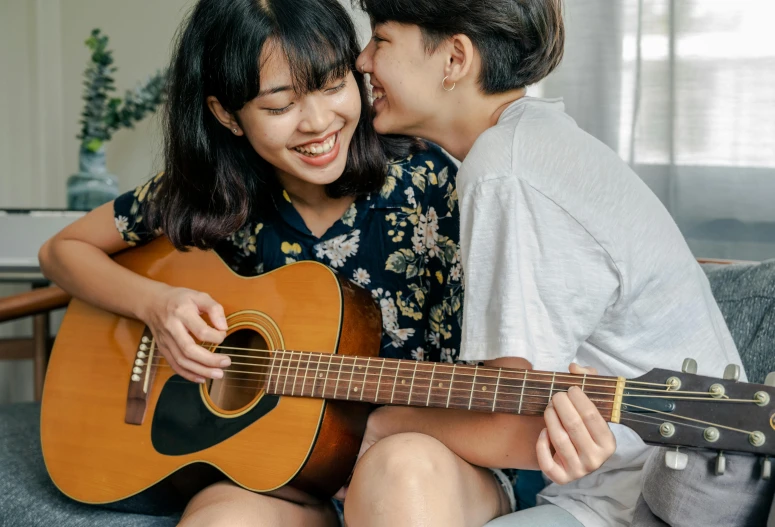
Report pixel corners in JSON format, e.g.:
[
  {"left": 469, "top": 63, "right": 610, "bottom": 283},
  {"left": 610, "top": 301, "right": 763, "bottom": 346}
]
[
  {"left": 150, "top": 0, "right": 415, "bottom": 250},
  {"left": 357, "top": 0, "right": 565, "bottom": 94}
]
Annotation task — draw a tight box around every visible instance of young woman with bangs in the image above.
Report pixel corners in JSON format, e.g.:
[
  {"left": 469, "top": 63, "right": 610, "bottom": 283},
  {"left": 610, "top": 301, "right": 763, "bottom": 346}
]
[{"left": 38, "top": 0, "right": 611, "bottom": 525}]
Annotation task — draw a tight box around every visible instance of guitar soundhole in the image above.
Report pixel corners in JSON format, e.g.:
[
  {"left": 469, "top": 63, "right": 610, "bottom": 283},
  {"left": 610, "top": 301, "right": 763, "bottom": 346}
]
[{"left": 206, "top": 329, "right": 271, "bottom": 413}]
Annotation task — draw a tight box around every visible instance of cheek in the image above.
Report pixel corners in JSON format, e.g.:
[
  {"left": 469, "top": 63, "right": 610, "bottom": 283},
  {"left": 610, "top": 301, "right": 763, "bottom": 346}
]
[{"left": 243, "top": 118, "right": 293, "bottom": 160}]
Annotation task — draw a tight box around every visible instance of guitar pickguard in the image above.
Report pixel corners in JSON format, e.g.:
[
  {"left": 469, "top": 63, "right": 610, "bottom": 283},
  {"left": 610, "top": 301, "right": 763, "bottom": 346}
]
[{"left": 151, "top": 375, "right": 280, "bottom": 455}]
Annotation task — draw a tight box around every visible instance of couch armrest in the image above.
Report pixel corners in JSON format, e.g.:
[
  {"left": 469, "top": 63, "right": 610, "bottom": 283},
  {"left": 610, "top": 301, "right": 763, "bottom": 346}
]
[{"left": 0, "top": 286, "right": 71, "bottom": 324}]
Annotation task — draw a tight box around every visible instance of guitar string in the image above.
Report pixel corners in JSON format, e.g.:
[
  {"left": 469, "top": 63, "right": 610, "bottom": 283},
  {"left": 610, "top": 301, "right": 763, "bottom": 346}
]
[
  {"left": 146, "top": 362, "right": 761, "bottom": 405},
  {"left": 139, "top": 357, "right": 760, "bottom": 403},
  {"left": 143, "top": 347, "right": 687, "bottom": 394},
  {"left": 141, "top": 344, "right": 671, "bottom": 388}
]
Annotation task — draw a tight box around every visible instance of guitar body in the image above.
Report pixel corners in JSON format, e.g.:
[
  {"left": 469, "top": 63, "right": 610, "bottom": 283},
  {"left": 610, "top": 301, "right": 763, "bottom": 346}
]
[{"left": 40, "top": 237, "right": 381, "bottom": 504}]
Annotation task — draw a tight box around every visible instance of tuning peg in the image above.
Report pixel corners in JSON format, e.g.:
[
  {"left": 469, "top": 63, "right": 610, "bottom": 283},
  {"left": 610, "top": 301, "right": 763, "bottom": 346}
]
[
  {"left": 715, "top": 451, "right": 726, "bottom": 475},
  {"left": 723, "top": 364, "right": 740, "bottom": 381},
  {"left": 665, "top": 448, "right": 688, "bottom": 471},
  {"left": 765, "top": 373, "right": 775, "bottom": 387},
  {"left": 763, "top": 457, "right": 772, "bottom": 480},
  {"left": 681, "top": 358, "right": 698, "bottom": 375}
]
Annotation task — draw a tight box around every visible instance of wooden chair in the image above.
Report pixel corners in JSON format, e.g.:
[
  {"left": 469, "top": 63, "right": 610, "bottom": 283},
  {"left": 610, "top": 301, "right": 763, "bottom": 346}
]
[{"left": 0, "top": 286, "right": 71, "bottom": 400}]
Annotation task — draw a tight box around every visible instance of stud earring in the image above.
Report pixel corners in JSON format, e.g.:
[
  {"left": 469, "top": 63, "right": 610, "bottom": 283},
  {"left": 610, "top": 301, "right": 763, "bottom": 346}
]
[{"left": 232, "top": 128, "right": 238, "bottom": 134}]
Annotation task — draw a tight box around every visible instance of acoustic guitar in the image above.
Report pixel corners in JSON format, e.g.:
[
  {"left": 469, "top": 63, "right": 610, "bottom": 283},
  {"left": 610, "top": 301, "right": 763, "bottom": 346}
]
[{"left": 40, "top": 237, "right": 775, "bottom": 505}]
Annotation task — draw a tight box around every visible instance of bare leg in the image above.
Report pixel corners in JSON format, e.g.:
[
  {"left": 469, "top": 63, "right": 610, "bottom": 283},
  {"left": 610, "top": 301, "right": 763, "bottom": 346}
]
[
  {"left": 344, "top": 433, "right": 510, "bottom": 527},
  {"left": 179, "top": 481, "right": 339, "bottom": 527}
]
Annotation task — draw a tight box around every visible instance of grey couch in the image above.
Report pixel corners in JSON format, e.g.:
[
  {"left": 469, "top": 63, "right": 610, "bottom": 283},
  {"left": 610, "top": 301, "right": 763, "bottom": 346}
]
[{"left": 1, "top": 260, "right": 774, "bottom": 526}]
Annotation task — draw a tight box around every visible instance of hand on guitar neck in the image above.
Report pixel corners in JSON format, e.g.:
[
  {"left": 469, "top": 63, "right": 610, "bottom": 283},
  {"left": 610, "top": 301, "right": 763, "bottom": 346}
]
[{"left": 334, "top": 362, "right": 616, "bottom": 500}]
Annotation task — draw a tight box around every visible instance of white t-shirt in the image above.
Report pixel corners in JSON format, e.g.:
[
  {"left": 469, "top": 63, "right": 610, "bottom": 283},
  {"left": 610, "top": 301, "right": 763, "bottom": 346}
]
[{"left": 457, "top": 97, "right": 743, "bottom": 526}]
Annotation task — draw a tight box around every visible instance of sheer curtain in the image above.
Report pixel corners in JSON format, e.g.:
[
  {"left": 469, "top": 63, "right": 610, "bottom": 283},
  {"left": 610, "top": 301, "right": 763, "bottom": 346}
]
[{"left": 531, "top": 0, "right": 775, "bottom": 260}]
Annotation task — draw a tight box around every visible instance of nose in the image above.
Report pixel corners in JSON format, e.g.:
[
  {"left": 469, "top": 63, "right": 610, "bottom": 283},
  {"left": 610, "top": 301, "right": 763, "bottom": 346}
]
[
  {"left": 356, "top": 40, "right": 374, "bottom": 75},
  {"left": 297, "top": 95, "right": 334, "bottom": 134}
]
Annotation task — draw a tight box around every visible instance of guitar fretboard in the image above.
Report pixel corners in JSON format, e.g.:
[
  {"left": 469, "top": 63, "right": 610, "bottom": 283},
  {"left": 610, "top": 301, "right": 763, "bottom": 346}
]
[{"left": 263, "top": 352, "right": 621, "bottom": 421}]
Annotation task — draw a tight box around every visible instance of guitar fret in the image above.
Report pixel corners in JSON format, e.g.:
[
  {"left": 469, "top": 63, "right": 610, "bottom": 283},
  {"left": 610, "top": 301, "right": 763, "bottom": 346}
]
[
  {"left": 376, "top": 360, "right": 385, "bottom": 403},
  {"left": 427, "top": 363, "right": 437, "bottom": 407},
  {"left": 346, "top": 357, "right": 356, "bottom": 398},
  {"left": 282, "top": 351, "right": 293, "bottom": 395},
  {"left": 267, "top": 351, "right": 277, "bottom": 394},
  {"left": 518, "top": 370, "right": 527, "bottom": 414},
  {"left": 361, "top": 358, "right": 369, "bottom": 401},
  {"left": 276, "top": 351, "right": 286, "bottom": 394},
  {"left": 334, "top": 356, "right": 344, "bottom": 399},
  {"left": 301, "top": 352, "right": 311, "bottom": 397},
  {"left": 311, "top": 353, "right": 321, "bottom": 398},
  {"left": 446, "top": 365, "right": 456, "bottom": 408},
  {"left": 549, "top": 372, "right": 556, "bottom": 401},
  {"left": 408, "top": 361, "right": 419, "bottom": 405},
  {"left": 468, "top": 365, "right": 478, "bottom": 410},
  {"left": 322, "top": 354, "right": 332, "bottom": 398},
  {"left": 390, "top": 361, "right": 398, "bottom": 404},
  {"left": 582, "top": 373, "right": 587, "bottom": 392},
  {"left": 492, "top": 369, "right": 501, "bottom": 412},
  {"left": 291, "top": 351, "right": 301, "bottom": 396}
]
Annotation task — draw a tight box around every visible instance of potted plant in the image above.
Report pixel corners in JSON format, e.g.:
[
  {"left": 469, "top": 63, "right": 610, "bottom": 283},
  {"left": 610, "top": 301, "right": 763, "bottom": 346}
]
[{"left": 67, "top": 29, "right": 167, "bottom": 211}]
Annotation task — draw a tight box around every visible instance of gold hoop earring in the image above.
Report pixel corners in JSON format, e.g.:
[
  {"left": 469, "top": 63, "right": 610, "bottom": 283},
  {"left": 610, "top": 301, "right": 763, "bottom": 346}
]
[{"left": 442, "top": 76, "right": 456, "bottom": 92}]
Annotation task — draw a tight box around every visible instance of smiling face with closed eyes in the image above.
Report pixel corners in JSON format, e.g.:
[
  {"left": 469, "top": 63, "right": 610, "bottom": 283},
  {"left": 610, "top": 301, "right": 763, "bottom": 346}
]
[{"left": 209, "top": 40, "right": 362, "bottom": 188}]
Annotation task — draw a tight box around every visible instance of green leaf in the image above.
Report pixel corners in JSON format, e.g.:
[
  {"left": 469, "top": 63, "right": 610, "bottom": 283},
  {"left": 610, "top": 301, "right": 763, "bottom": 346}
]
[
  {"left": 438, "top": 166, "right": 448, "bottom": 187},
  {"left": 411, "top": 170, "right": 426, "bottom": 192},
  {"left": 386, "top": 251, "right": 407, "bottom": 273},
  {"left": 85, "top": 138, "right": 103, "bottom": 152}
]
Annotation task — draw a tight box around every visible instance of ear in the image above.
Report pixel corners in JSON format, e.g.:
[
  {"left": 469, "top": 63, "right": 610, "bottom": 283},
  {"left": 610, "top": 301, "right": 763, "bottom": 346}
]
[
  {"left": 443, "top": 34, "right": 476, "bottom": 85},
  {"left": 206, "top": 96, "right": 243, "bottom": 136}
]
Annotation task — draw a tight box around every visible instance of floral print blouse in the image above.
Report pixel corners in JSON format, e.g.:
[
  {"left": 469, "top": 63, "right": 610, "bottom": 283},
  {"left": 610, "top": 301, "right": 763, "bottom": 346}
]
[{"left": 113, "top": 144, "right": 464, "bottom": 363}]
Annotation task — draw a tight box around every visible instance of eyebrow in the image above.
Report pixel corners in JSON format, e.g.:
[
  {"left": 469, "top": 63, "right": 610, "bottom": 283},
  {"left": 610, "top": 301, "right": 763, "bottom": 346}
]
[{"left": 257, "top": 85, "right": 291, "bottom": 98}]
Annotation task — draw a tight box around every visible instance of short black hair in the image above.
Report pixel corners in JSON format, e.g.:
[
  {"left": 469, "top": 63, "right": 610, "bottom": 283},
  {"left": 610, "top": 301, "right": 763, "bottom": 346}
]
[
  {"left": 152, "top": 0, "right": 415, "bottom": 250},
  {"left": 357, "top": 0, "right": 565, "bottom": 94}
]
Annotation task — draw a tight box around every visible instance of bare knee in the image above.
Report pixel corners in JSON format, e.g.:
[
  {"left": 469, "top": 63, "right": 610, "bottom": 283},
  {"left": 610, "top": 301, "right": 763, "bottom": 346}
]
[
  {"left": 355, "top": 433, "right": 459, "bottom": 489},
  {"left": 179, "top": 481, "right": 256, "bottom": 527},
  {"left": 344, "top": 433, "right": 463, "bottom": 522},
  {"left": 179, "top": 481, "right": 336, "bottom": 527}
]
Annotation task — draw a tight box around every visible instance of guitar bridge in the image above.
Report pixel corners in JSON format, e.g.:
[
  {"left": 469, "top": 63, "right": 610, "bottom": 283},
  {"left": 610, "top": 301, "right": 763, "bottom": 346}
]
[{"left": 125, "top": 328, "right": 158, "bottom": 425}]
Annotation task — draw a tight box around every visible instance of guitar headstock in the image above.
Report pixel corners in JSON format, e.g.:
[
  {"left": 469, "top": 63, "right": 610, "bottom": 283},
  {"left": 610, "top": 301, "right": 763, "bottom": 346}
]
[{"left": 624, "top": 362, "right": 775, "bottom": 466}]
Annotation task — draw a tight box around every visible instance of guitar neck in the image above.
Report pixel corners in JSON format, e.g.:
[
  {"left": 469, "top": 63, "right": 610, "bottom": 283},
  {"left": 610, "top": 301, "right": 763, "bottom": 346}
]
[{"left": 264, "top": 351, "right": 624, "bottom": 421}]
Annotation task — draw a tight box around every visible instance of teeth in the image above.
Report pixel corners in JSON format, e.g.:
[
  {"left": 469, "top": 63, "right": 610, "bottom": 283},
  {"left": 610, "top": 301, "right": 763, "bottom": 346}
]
[
  {"left": 373, "top": 90, "right": 385, "bottom": 100},
  {"left": 294, "top": 133, "right": 337, "bottom": 156}
]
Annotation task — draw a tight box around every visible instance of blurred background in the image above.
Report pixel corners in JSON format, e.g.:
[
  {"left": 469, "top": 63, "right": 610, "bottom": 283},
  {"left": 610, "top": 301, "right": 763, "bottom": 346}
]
[{"left": 1, "top": 0, "right": 773, "bottom": 402}]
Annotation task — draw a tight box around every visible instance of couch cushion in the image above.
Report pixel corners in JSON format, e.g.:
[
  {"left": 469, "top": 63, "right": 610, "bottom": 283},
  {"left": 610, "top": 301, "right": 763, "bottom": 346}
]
[
  {"left": 703, "top": 259, "right": 775, "bottom": 383},
  {"left": 0, "top": 402, "right": 181, "bottom": 527}
]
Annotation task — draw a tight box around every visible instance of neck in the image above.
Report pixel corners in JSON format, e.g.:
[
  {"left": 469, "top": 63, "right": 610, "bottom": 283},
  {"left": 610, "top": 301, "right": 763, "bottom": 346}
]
[
  {"left": 264, "top": 351, "right": 622, "bottom": 421},
  {"left": 422, "top": 88, "right": 527, "bottom": 161},
  {"left": 276, "top": 172, "right": 330, "bottom": 208}
]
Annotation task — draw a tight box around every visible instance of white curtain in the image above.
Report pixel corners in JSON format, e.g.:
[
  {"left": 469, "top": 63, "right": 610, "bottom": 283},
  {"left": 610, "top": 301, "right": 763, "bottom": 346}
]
[{"left": 532, "top": 0, "right": 775, "bottom": 261}]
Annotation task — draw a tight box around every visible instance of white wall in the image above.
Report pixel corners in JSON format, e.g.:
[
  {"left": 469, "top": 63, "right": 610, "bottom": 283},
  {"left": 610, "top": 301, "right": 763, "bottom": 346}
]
[{"left": 0, "top": 0, "right": 369, "bottom": 403}]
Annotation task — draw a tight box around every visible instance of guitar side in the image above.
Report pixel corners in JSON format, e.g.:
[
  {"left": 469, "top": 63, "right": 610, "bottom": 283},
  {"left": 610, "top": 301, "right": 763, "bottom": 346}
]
[{"left": 40, "top": 237, "right": 381, "bottom": 504}]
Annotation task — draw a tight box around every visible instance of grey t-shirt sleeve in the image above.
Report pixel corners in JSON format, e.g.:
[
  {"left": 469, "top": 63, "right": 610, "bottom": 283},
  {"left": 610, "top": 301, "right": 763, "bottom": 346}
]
[{"left": 458, "top": 175, "right": 620, "bottom": 371}]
